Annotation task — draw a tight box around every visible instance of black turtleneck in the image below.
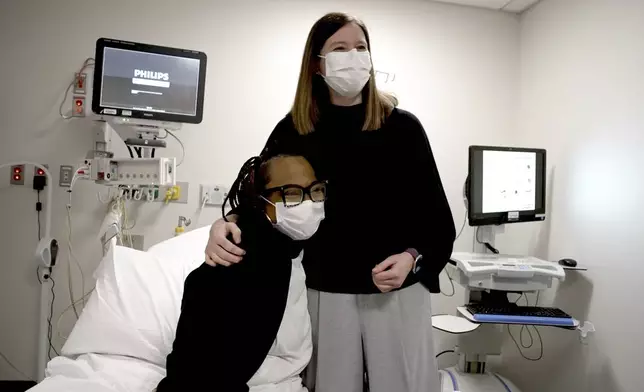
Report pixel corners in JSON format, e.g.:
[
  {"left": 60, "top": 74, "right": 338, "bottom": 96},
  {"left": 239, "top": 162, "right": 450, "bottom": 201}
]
[
  {"left": 263, "top": 104, "right": 456, "bottom": 294},
  {"left": 158, "top": 210, "right": 303, "bottom": 392}
]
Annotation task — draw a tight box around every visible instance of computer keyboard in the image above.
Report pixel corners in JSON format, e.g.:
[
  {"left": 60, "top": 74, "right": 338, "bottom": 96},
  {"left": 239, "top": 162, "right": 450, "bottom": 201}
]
[
  {"left": 465, "top": 304, "right": 575, "bottom": 327},
  {"left": 466, "top": 304, "right": 571, "bottom": 318}
]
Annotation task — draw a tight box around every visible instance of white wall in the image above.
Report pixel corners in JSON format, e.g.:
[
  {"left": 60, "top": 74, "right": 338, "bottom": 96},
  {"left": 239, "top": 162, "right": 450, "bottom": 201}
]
[
  {"left": 0, "top": 0, "right": 520, "bottom": 380},
  {"left": 495, "top": 0, "right": 644, "bottom": 391}
]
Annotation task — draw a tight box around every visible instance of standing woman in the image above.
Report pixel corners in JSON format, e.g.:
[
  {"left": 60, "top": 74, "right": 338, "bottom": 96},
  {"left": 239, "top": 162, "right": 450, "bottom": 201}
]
[{"left": 206, "top": 12, "right": 456, "bottom": 392}]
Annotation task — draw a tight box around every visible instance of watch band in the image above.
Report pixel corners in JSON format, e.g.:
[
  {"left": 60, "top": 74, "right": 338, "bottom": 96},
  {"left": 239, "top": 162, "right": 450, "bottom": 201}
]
[{"left": 405, "top": 248, "right": 423, "bottom": 274}]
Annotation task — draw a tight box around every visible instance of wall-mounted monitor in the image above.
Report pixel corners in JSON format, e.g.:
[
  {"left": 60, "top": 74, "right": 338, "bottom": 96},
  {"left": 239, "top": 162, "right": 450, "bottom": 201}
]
[
  {"left": 468, "top": 145, "right": 547, "bottom": 226},
  {"left": 92, "top": 38, "right": 207, "bottom": 124}
]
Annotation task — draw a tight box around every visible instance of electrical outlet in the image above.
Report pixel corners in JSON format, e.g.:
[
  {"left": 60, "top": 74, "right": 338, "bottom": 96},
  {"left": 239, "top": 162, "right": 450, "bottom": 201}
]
[
  {"left": 59, "top": 165, "right": 74, "bottom": 187},
  {"left": 33, "top": 164, "right": 49, "bottom": 176},
  {"left": 33, "top": 164, "right": 49, "bottom": 190},
  {"left": 201, "top": 184, "right": 229, "bottom": 206},
  {"left": 10, "top": 165, "right": 25, "bottom": 185},
  {"left": 74, "top": 72, "right": 87, "bottom": 94},
  {"left": 154, "top": 181, "right": 189, "bottom": 204},
  {"left": 72, "top": 96, "right": 85, "bottom": 117}
]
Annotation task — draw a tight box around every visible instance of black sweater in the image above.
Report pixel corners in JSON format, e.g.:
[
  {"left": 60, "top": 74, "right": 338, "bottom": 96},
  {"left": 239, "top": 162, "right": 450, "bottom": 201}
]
[
  {"left": 263, "top": 104, "right": 456, "bottom": 294},
  {"left": 157, "top": 211, "right": 303, "bottom": 392}
]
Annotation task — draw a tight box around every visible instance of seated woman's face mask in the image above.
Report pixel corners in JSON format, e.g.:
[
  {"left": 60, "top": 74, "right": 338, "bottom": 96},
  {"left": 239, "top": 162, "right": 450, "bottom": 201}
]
[{"left": 262, "top": 198, "right": 325, "bottom": 241}]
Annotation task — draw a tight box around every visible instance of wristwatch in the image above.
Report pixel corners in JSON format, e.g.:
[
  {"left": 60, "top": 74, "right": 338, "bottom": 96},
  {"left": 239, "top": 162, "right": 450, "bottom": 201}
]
[{"left": 405, "top": 248, "right": 423, "bottom": 274}]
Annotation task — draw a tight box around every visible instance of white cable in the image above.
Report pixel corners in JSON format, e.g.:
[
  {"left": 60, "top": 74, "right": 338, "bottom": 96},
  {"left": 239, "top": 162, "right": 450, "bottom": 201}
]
[
  {"left": 97, "top": 190, "right": 111, "bottom": 204},
  {"left": 120, "top": 199, "right": 134, "bottom": 248},
  {"left": 455, "top": 209, "right": 467, "bottom": 241},
  {"left": 56, "top": 288, "right": 95, "bottom": 343},
  {"left": 59, "top": 58, "right": 95, "bottom": 119},
  {"left": 457, "top": 177, "right": 468, "bottom": 240},
  {"left": 440, "top": 268, "right": 455, "bottom": 297},
  {"left": 442, "top": 177, "right": 467, "bottom": 297},
  {"left": 0, "top": 350, "right": 33, "bottom": 381},
  {"left": 165, "top": 129, "right": 185, "bottom": 167},
  {"left": 67, "top": 167, "right": 89, "bottom": 317}
]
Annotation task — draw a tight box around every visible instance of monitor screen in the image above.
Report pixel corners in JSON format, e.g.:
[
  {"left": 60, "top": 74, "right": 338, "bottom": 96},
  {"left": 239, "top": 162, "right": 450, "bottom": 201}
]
[
  {"left": 92, "top": 38, "right": 207, "bottom": 124},
  {"left": 468, "top": 146, "right": 546, "bottom": 226}
]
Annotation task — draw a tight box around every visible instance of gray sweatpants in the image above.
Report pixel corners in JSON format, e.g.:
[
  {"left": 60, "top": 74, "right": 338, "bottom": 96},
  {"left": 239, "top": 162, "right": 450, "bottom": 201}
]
[{"left": 304, "top": 283, "right": 440, "bottom": 392}]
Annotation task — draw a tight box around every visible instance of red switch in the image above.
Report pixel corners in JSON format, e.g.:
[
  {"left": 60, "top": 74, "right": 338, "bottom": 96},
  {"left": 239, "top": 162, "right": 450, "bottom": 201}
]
[
  {"left": 72, "top": 96, "right": 85, "bottom": 117},
  {"left": 10, "top": 165, "right": 25, "bottom": 185}
]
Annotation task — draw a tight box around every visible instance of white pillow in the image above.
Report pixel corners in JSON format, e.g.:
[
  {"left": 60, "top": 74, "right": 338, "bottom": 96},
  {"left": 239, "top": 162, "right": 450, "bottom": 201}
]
[{"left": 62, "top": 226, "right": 211, "bottom": 366}]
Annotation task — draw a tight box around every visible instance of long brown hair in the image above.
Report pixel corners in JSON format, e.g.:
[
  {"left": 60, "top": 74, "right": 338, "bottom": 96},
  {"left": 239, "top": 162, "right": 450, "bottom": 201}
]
[{"left": 291, "top": 12, "right": 398, "bottom": 135}]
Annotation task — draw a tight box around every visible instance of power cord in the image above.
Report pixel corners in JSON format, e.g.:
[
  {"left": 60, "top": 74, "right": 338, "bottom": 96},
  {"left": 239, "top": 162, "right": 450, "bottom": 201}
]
[
  {"left": 59, "top": 58, "right": 95, "bottom": 119},
  {"left": 0, "top": 350, "right": 33, "bottom": 381},
  {"left": 508, "top": 292, "right": 544, "bottom": 361},
  {"left": 436, "top": 349, "right": 456, "bottom": 358},
  {"left": 56, "top": 288, "right": 95, "bottom": 343},
  {"left": 66, "top": 167, "right": 89, "bottom": 318},
  {"left": 37, "top": 191, "right": 42, "bottom": 241},
  {"left": 476, "top": 226, "right": 500, "bottom": 254},
  {"left": 508, "top": 324, "right": 543, "bottom": 361},
  {"left": 35, "top": 192, "right": 59, "bottom": 359},
  {"left": 441, "top": 179, "right": 467, "bottom": 297},
  {"left": 440, "top": 268, "right": 455, "bottom": 297},
  {"left": 46, "top": 271, "right": 59, "bottom": 359},
  {"left": 164, "top": 129, "right": 185, "bottom": 167}
]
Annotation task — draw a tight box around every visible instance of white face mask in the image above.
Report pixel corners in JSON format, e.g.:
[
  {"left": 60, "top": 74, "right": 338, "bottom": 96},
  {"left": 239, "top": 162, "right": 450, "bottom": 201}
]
[
  {"left": 262, "top": 198, "right": 325, "bottom": 241},
  {"left": 321, "top": 49, "right": 372, "bottom": 97}
]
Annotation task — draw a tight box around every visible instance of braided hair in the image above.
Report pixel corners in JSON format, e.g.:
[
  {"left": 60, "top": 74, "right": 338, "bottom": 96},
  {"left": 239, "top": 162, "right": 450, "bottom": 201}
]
[{"left": 222, "top": 155, "right": 291, "bottom": 220}]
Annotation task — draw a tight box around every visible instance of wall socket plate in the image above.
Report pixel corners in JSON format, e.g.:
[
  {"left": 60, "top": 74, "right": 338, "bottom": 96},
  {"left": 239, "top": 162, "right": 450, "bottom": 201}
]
[
  {"left": 72, "top": 96, "right": 85, "bottom": 117},
  {"left": 59, "top": 165, "right": 74, "bottom": 187},
  {"left": 10, "top": 164, "right": 25, "bottom": 185},
  {"left": 200, "top": 184, "right": 229, "bottom": 206},
  {"left": 74, "top": 72, "right": 87, "bottom": 95}
]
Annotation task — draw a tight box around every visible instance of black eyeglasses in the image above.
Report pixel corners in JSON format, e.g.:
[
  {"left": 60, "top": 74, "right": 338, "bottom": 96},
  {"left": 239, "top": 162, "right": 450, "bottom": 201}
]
[{"left": 264, "top": 180, "right": 327, "bottom": 208}]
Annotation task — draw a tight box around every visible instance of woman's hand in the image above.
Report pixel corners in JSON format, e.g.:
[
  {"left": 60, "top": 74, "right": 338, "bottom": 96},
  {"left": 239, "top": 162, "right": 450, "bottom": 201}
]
[
  {"left": 371, "top": 252, "right": 415, "bottom": 293},
  {"left": 204, "top": 216, "right": 246, "bottom": 267}
]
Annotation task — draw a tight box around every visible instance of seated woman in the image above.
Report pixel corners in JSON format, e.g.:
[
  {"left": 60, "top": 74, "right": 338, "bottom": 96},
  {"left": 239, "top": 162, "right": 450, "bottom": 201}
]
[{"left": 157, "top": 154, "right": 327, "bottom": 392}]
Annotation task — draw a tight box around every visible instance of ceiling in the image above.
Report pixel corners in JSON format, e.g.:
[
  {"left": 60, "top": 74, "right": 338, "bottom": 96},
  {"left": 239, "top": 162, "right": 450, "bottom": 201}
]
[{"left": 431, "top": 0, "right": 541, "bottom": 13}]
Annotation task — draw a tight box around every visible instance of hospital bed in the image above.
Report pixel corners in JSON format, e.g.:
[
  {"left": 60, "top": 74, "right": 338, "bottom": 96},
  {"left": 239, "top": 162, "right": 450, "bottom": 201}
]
[{"left": 27, "top": 226, "right": 305, "bottom": 392}]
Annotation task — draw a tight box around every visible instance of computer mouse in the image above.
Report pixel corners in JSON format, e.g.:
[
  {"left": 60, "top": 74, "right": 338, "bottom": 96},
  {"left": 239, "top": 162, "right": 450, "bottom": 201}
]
[{"left": 558, "top": 258, "right": 578, "bottom": 267}]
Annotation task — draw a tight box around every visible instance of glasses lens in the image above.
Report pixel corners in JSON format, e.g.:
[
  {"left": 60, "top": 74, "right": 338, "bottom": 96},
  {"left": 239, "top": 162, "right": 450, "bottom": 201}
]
[
  {"left": 283, "top": 187, "right": 304, "bottom": 207},
  {"left": 310, "top": 182, "right": 327, "bottom": 202}
]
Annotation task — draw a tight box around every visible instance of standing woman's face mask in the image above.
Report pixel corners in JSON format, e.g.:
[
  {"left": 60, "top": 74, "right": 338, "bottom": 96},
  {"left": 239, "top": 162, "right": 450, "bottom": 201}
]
[{"left": 319, "top": 22, "right": 373, "bottom": 97}]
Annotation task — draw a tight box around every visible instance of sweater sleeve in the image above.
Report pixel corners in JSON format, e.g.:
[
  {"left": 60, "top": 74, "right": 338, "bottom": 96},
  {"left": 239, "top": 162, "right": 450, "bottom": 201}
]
[
  {"left": 157, "top": 238, "right": 291, "bottom": 391},
  {"left": 402, "top": 113, "right": 456, "bottom": 293},
  {"left": 262, "top": 114, "right": 301, "bottom": 157}
]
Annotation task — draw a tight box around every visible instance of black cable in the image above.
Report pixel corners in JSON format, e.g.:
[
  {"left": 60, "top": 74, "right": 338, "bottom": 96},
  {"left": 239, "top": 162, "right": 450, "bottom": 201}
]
[
  {"left": 47, "top": 272, "right": 59, "bottom": 359},
  {"left": 127, "top": 146, "right": 134, "bottom": 158},
  {"left": 508, "top": 325, "right": 543, "bottom": 361},
  {"left": 436, "top": 350, "right": 456, "bottom": 358},
  {"left": 37, "top": 191, "right": 42, "bottom": 241},
  {"left": 476, "top": 227, "right": 500, "bottom": 254},
  {"left": 134, "top": 147, "right": 142, "bottom": 158},
  {"left": 151, "top": 148, "right": 156, "bottom": 158}
]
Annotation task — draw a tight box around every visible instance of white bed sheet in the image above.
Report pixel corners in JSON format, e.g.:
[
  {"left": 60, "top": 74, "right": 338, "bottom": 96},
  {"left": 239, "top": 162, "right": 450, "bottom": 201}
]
[
  {"left": 29, "top": 226, "right": 308, "bottom": 392},
  {"left": 28, "top": 353, "right": 165, "bottom": 392}
]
